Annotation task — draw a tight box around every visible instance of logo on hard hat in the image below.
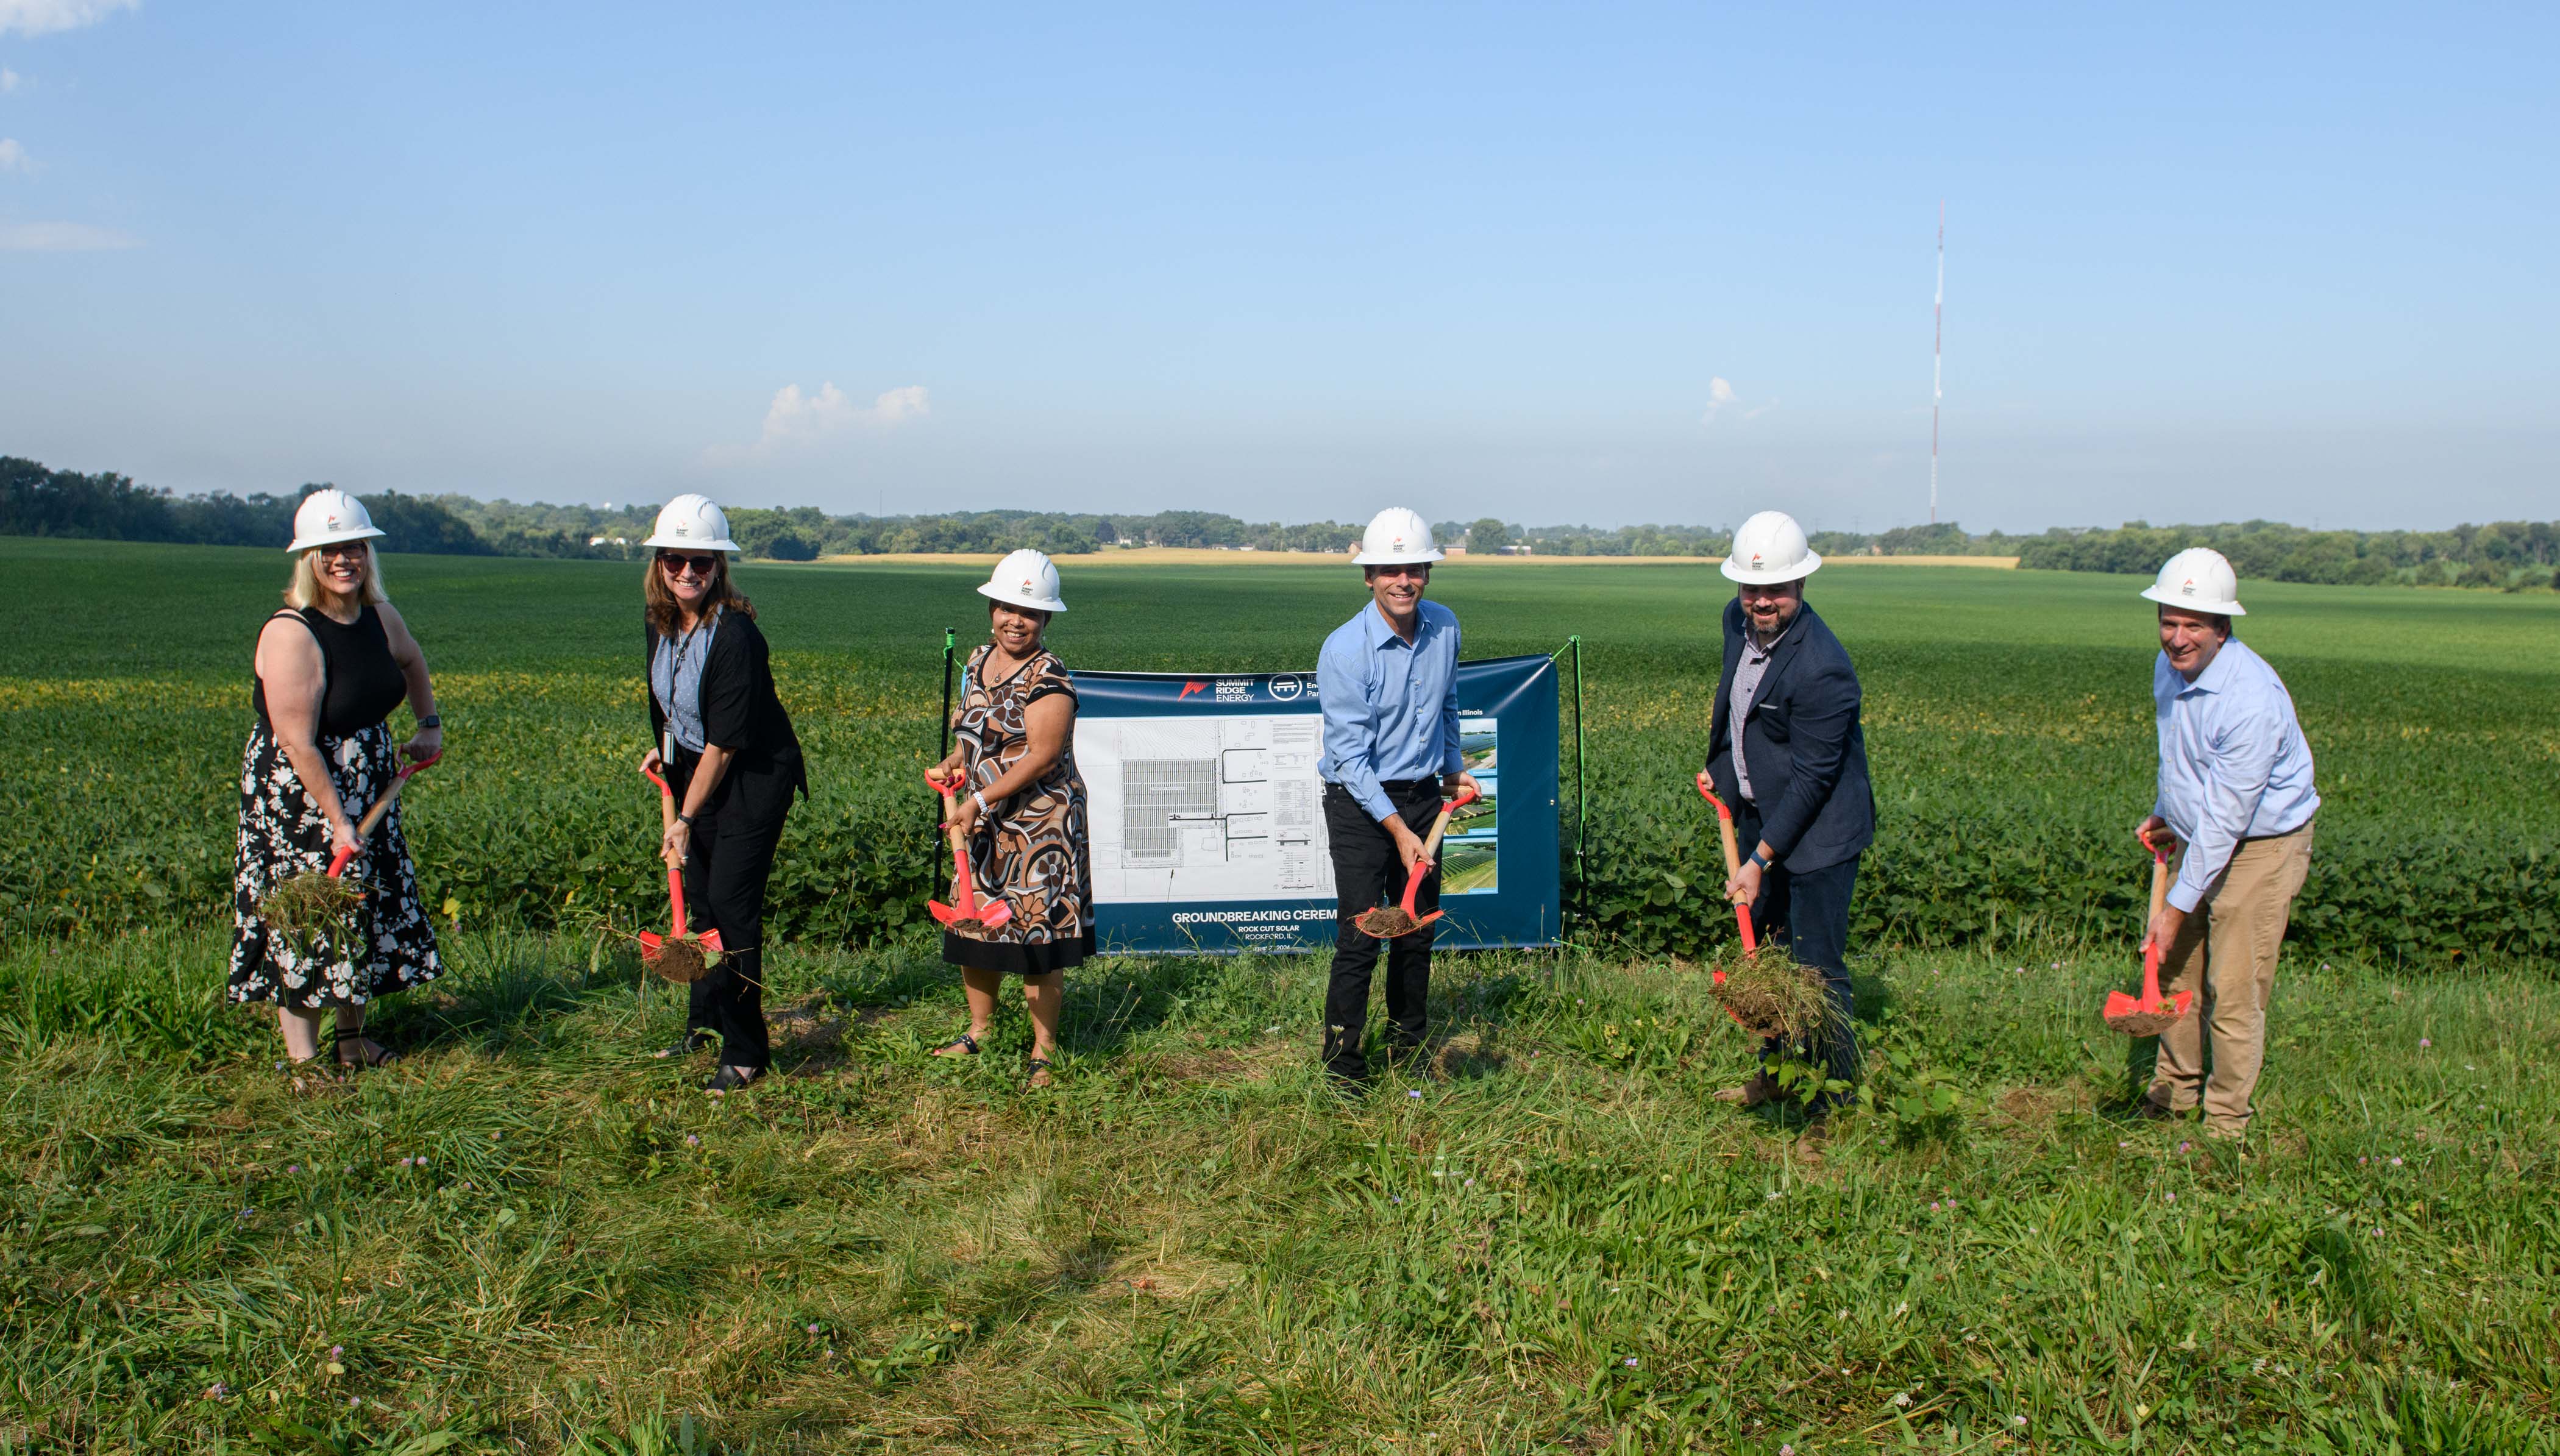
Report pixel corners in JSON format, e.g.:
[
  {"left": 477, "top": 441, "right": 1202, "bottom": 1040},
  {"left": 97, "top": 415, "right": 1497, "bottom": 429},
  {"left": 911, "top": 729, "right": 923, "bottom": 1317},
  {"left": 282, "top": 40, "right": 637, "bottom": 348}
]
[
  {"left": 326, "top": 514, "right": 342, "bottom": 529},
  {"left": 1392, "top": 536, "right": 1405, "bottom": 549},
  {"left": 1750, "top": 552, "right": 1764, "bottom": 568},
  {"left": 1020, "top": 578, "right": 1035, "bottom": 592},
  {"left": 2181, "top": 578, "right": 2197, "bottom": 596}
]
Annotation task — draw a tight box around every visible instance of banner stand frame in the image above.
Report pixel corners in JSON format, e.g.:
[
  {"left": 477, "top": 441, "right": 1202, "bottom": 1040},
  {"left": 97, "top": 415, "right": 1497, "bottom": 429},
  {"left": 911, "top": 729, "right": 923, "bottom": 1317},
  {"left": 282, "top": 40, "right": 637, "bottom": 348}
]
[{"left": 1551, "top": 634, "right": 1587, "bottom": 931}]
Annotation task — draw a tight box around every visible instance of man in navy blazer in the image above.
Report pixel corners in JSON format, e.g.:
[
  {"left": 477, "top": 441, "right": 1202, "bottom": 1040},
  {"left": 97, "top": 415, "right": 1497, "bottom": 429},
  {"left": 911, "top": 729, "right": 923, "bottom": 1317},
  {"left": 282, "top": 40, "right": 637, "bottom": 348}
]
[{"left": 1704, "top": 511, "right": 1876, "bottom": 1114}]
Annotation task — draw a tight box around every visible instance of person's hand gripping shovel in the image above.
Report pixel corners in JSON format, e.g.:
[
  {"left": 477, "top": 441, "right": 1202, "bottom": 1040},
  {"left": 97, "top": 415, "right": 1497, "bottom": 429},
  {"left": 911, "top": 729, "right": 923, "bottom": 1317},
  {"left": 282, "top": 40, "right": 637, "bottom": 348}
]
[
  {"left": 1354, "top": 786, "right": 1479, "bottom": 939},
  {"left": 925, "top": 769, "right": 1012, "bottom": 938},
  {"left": 2103, "top": 832, "right": 2192, "bottom": 1036},
  {"left": 259, "top": 751, "right": 443, "bottom": 945},
  {"left": 639, "top": 765, "right": 721, "bottom": 982}
]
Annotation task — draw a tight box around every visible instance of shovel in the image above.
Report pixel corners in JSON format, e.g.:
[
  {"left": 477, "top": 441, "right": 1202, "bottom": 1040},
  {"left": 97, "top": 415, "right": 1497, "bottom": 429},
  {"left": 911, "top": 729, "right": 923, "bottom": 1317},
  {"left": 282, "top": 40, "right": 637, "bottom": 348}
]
[
  {"left": 925, "top": 770, "right": 1012, "bottom": 936},
  {"left": 1354, "top": 786, "right": 1479, "bottom": 939},
  {"left": 260, "top": 751, "right": 443, "bottom": 939},
  {"left": 2103, "top": 842, "right": 2192, "bottom": 1037},
  {"left": 1691, "top": 772, "right": 1765, "bottom": 1032},
  {"left": 1692, "top": 773, "right": 1760, "bottom": 982},
  {"left": 639, "top": 765, "right": 721, "bottom": 981},
  {"left": 327, "top": 750, "right": 442, "bottom": 877}
]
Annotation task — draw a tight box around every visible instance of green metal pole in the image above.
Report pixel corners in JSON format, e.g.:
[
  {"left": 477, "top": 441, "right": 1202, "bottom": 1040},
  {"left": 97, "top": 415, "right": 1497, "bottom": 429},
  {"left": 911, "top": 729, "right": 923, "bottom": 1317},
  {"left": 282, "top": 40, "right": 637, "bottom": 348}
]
[{"left": 1556, "top": 632, "right": 1577, "bottom": 921}]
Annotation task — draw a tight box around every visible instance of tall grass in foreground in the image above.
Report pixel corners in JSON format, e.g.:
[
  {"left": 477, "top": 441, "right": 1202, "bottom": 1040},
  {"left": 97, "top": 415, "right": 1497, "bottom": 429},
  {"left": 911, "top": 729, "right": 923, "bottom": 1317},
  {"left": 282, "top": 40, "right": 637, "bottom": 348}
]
[{"left": 2, "top": 930, "right": 2555, "bottom": 1453}]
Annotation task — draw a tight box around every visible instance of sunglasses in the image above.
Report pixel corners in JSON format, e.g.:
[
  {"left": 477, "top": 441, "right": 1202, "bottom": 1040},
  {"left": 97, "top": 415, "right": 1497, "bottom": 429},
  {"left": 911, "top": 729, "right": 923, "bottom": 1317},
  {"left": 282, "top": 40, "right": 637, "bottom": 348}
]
[
  {"left": 657, "top": 552, "right": 719, "bottom": 576},
  {"left": 1371, "top": 563, "right": 1431, "bottom": 579},
  {"left": 316, "top": 541, "right": 371, "bottom": 558}
]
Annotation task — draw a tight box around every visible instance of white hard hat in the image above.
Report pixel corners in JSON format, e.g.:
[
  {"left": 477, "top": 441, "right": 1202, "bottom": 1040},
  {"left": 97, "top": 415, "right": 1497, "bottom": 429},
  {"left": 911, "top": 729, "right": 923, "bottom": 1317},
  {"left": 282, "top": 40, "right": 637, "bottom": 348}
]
[
  {"left": 978, "top": 548, "right": 1067, "bottom": 613},
  {"left": 2139, "top": 547, "right": 2247, "bottom": 617},
  {"left": 641, "top": 494, "right": 741, "bottom": 553},
  {"left": 1353, "top": 506, "right": 1444, "bottom": 566},
  {"left": 1721, "top": 510, "right": 1822, "bottom": 585},
  {"left": 285, "top": 488, "right": 387, "bottom": 553}
]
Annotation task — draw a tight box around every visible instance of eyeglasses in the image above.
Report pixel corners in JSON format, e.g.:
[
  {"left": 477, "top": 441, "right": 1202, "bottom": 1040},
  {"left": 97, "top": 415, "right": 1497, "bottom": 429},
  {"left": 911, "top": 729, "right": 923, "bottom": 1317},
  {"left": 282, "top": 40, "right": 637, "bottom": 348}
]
[
  {"left": 1371, "top": 563, "right": 1431, "bottom": 579},
  {"left": 316, "top": 541, "right": 371, "bottom": 559},
  {"left": 658, "top": 552, "right": 719, "bottom": 576}
]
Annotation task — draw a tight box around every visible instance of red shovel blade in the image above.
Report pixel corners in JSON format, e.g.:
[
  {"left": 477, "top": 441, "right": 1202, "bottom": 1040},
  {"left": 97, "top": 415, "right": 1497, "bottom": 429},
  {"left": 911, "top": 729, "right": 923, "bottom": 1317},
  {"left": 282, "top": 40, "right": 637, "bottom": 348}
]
[{"left": 638, "top": 929, "right": 664, "bottom": 962}]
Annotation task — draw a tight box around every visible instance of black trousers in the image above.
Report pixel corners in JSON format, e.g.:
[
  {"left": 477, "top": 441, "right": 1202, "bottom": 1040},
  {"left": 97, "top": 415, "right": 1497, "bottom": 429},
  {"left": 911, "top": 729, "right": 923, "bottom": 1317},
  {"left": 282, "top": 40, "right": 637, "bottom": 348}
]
[
  {"left": 678, "top": 795, "right": 788, "bottom": 1072},
  {"left": 1737, "top": 802, "right": 1861, "bottom": 1106},
  {"left": 1322, "top": 780, "right": 1444, "bottom": 1081}
]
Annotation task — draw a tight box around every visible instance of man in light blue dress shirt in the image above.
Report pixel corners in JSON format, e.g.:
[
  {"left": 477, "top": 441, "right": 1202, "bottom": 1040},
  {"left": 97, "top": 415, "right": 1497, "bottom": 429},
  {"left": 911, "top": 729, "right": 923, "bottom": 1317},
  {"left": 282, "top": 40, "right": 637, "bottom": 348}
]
[
  {"left": 2133, "top": 548, "right": 2319, "bottom": 1138},
  {"left": 1315, "top": 508, "right": 1482, "bottom": 1089}
]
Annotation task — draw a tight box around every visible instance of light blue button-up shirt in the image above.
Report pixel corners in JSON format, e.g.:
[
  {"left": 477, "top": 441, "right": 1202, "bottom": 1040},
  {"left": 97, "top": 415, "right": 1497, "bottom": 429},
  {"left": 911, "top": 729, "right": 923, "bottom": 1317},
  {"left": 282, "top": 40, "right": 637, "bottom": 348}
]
[
  {"left": 2153, "top": 637, "right": 2319, "bottom": 913},
  {"left": 1317, "top": 598, "right": 1463, "bottom": 822}
]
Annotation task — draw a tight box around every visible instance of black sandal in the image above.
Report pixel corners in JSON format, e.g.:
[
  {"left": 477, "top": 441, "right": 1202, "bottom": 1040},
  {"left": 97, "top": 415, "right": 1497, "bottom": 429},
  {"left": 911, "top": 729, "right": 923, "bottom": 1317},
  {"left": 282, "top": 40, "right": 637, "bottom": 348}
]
[
  {"left": 1026, "top": 1056, "right": 1054, "bottom": 1087},
  {"left": 335, "top": 1037, "right": 399, "bottom": 1069},
  {"left": 705, "top": 1065, "right": 762, "bottom": 1094},
  {"left": 931, "top": 1034, "right": 981, "bottom": 1057}
]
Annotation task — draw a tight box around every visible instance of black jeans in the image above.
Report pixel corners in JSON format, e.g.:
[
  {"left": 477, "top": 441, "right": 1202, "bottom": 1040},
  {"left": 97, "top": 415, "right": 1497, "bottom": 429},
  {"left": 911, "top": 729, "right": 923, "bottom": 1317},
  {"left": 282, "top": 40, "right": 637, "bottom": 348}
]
[
  {"left": 1321, "top": 781, "right": 1444, "bottom": 1082},
  {"left": 1737, "top": 803, "right": 1860, "bottom": 1106},
  {"left": 678, "top": 797, "right": 787, "bottom": 1073}
]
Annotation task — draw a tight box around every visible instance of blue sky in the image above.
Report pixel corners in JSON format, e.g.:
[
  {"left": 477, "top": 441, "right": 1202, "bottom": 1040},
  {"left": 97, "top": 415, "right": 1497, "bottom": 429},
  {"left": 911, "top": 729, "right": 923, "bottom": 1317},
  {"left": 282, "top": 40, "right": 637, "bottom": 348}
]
[{"left": 2, "top": 1, "right": 2552, "bottom": 531}]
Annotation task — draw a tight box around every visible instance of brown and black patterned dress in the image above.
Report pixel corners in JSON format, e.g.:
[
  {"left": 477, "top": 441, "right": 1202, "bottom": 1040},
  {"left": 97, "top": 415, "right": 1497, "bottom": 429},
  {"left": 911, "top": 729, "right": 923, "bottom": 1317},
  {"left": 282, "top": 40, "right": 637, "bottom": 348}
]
[{"left": 946, "top": 642, "right": 1094, "bottom": 976}]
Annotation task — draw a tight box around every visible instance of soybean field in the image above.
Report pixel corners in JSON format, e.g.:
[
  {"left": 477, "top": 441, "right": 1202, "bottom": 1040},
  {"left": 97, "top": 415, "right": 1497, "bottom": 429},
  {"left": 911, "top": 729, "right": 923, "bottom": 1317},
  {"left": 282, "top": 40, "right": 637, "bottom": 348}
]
[{"left": 6, "top": 536, "right": 2555, "bottom": 964}]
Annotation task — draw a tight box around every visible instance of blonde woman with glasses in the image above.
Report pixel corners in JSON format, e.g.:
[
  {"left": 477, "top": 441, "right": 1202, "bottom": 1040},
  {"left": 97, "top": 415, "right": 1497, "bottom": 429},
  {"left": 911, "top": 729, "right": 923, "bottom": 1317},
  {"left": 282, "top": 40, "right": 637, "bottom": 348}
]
[
  {"left": 638, "top": 495, "right": 808, "bottom": 1094},
  {"left": 228, "top": 489, "right": 445, "bottom": 1071}
]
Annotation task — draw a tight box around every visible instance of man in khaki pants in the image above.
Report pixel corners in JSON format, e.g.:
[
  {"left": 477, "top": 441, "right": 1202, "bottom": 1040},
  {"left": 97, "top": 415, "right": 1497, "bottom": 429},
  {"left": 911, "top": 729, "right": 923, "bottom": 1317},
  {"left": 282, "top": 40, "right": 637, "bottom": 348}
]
[{"left": 2132, "top": 549, "right": 2319, "bottom": 1140}]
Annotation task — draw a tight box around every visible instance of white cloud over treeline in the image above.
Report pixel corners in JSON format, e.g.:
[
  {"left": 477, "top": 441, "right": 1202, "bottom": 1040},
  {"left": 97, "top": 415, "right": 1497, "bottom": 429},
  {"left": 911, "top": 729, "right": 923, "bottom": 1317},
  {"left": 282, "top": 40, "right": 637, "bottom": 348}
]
[{"left": 0, "top": 0, "right": 137, "bottom": 37}]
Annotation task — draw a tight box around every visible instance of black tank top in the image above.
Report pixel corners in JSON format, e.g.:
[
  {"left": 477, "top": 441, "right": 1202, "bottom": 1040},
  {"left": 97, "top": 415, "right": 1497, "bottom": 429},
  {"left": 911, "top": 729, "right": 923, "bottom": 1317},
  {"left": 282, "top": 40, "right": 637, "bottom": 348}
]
[{"left": 253, "top": 606, "right": 408, "bottom": 737}]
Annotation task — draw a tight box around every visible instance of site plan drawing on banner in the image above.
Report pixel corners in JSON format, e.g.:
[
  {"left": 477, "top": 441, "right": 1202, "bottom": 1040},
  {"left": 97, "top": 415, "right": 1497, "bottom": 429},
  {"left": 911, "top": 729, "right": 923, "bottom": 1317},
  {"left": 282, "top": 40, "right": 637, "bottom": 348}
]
[{"left": 1083, "top": 712, "right": 1334, "bottom": 903}]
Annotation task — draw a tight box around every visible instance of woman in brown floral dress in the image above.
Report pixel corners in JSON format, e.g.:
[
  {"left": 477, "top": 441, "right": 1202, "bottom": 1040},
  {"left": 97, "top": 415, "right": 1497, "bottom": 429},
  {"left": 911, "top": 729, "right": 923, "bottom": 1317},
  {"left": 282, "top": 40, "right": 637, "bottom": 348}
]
[{"left": 928, "top": 549, "right": 1092, "bottom": 1085}]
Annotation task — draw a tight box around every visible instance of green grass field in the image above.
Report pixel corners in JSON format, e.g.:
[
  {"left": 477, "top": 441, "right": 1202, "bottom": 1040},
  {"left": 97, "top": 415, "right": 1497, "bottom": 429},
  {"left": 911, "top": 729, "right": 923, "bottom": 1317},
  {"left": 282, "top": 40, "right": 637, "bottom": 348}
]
[{"left": 5, "top": 538, "right": 2559, "bottom": 1452}]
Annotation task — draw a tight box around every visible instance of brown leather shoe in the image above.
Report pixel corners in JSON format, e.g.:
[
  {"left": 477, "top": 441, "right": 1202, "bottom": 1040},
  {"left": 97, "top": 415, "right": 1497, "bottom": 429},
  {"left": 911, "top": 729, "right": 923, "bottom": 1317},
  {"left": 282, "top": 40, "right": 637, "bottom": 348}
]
[{"left": 1714, "top": 1072, "right": 1781, "bottom": 1108}]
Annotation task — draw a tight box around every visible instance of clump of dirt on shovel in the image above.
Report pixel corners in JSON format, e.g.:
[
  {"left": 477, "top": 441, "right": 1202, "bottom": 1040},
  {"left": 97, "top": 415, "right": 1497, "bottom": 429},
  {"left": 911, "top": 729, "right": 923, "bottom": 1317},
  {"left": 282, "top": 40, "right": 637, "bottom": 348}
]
[
  {"left": 943, "top": 917, "right": 995, "bottom": 942},
  {"left": 1355, "top": 905, "right": 1420, "bottom": 939},
  {"left": 258, "top": 872, "right": 363, "bottom": 939},
  {"left": 1712, "top": 952, "right": 1835, "bottom": 1042},
  {"left": 652, "top": 936, "right": 709, "bottom": 985},
  {"left": 2102, "top": 1004, "right": 2181, "bottom": 1038}
]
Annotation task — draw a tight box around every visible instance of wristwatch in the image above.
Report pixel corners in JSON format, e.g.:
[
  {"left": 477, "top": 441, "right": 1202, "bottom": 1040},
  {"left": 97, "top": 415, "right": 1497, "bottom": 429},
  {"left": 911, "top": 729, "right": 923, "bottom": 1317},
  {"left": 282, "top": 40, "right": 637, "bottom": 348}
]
[
  {"left": 416, "top": 713, "right": 441, "bottom": 730},
  {"left": 1748, "top": 848, "right": 1771, "bottom": 871}
]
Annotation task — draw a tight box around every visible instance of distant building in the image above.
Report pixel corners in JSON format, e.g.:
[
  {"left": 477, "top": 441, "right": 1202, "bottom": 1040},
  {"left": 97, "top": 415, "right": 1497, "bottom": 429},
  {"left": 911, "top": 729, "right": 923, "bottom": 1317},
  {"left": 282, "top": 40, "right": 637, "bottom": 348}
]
[{"left": 1443, "top": 545, "right": 1468, "bottom": 556}]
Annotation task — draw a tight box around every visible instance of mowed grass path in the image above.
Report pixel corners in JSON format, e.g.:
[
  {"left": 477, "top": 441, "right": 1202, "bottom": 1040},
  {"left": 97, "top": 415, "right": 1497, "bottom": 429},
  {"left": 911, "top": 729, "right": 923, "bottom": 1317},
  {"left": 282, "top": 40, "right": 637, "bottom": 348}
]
[{"left": 4, "top": 929, "right": 2556, "bottom": 1452}]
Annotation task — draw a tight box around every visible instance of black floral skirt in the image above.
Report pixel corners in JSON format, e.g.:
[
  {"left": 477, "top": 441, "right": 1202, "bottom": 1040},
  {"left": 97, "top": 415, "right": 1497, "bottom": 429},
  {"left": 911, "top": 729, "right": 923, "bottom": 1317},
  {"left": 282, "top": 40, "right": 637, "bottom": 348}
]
[{"left": 227, "top": 719, "right": 442, "bottom": 1010}]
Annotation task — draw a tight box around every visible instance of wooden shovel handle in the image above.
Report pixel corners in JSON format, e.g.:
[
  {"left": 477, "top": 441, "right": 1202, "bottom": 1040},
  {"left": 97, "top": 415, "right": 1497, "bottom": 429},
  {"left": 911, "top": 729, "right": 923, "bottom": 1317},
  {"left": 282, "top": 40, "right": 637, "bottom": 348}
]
[
  {"left": 1417, "top": 785, "right": 1481, "bottom": 866},
  {"left": 2145, "top": 850, "right": 2171, "bottom": 937},
  {"left": 332, "top": 752, "right": 442, "bottom": 876}
]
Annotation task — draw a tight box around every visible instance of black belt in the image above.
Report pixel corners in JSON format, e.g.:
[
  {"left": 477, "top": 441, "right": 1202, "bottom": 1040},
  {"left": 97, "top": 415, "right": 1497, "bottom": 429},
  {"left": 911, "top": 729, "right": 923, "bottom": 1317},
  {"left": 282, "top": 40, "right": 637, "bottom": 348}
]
[{"left": 1327, "top": 778, "right": 1438, "bottom": 795}]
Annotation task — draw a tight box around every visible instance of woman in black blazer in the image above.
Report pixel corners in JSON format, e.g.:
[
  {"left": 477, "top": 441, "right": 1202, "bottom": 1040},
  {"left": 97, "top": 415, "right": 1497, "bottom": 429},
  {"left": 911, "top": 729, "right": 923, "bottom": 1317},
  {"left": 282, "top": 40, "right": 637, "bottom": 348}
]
[{"left": 636, "top": 494, "right": 807, "bottom": 1093}]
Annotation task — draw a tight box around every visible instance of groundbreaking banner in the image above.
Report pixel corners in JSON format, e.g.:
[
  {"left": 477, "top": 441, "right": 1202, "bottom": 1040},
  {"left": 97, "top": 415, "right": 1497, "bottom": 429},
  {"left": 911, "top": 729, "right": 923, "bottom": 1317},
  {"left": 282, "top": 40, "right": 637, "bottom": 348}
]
[{"left": 1070, "top": 654, "right": 1560, "bottom": 954}]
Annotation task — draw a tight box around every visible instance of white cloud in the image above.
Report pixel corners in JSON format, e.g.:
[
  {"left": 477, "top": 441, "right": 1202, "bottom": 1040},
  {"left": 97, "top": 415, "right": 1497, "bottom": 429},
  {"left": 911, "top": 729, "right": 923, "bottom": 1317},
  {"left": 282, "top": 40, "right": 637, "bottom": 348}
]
[
  {"left": 1702, "top": 377, "right": 1737, "bottom": 421},
  {"left": 1701, "top": 376, "right": 1777, "bottom": 426},
  {"left": 0, "top": 0, "right": 137, "bottom": 38},
  {"left": 1, "top": 68, "right": 21, "bottom": 92},
  {"left": 0, "top": 219, "right": 138, "bottom": 250},
  {"left": 0, "top": 138, "right": 27, "bottom": 172},
  {"left": 758, "top": 381, "right": 929, "bottom": 443},
  {"left": 706, "top": 382, "right": 930, "bottom": 464}
]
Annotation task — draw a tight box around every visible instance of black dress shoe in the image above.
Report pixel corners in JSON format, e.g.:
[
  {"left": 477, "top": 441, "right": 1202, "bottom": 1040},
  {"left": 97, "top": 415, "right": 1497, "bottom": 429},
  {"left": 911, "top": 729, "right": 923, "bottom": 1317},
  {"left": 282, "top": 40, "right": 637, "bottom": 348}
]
[
  {"left": 653, "top": 1032, "right": 716, "bottom": 1060},
  {"left": 705, "top": 1065, "right": 763, "bottom": 1095}
]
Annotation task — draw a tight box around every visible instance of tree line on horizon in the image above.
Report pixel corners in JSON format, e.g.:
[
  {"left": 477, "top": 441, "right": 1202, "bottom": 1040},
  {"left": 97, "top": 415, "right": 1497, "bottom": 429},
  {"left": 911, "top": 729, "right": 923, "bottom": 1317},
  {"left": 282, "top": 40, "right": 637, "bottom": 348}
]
[{"left": 4, "top": 454, "right": 2552, "bottom": 590}]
